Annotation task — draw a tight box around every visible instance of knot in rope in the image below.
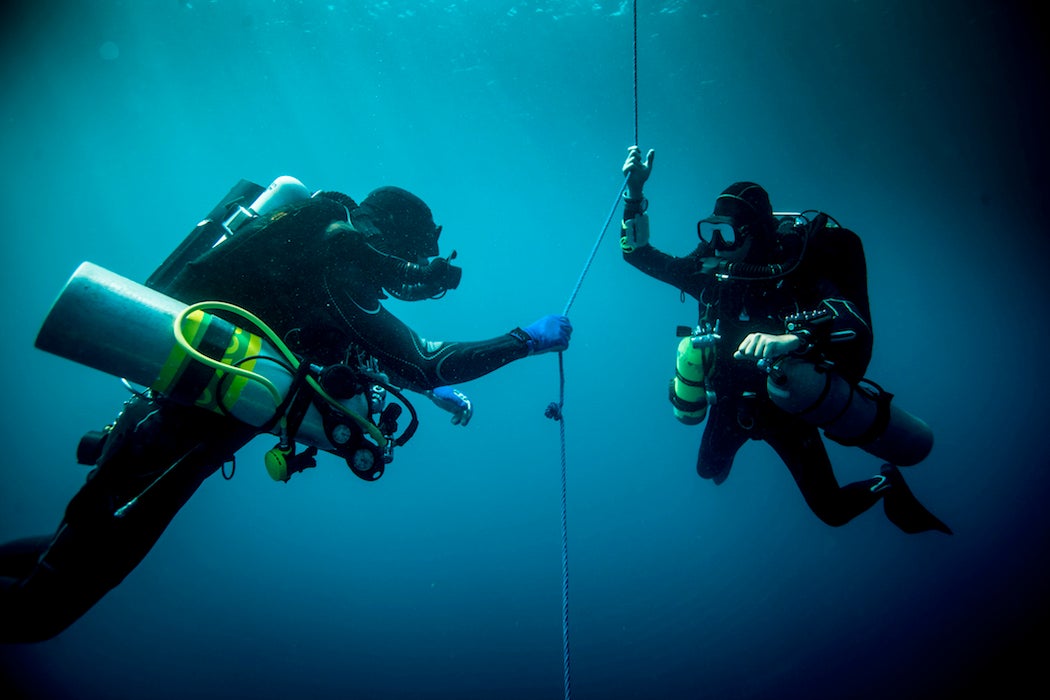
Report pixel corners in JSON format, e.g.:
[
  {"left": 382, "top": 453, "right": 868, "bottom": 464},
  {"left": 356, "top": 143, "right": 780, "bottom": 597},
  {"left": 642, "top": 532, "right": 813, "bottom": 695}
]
[{"left": 545, "top": 401, "right": 563, "bottom": 421}]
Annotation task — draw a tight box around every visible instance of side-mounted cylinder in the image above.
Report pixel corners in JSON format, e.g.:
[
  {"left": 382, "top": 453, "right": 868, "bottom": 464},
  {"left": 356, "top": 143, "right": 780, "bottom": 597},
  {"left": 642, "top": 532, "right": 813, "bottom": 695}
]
[
  {"left": 765, "top": 356, "right": 933, "bottom": 466},
  {"left": 670, "top": 335, "right": 716, "bottom": 425}
]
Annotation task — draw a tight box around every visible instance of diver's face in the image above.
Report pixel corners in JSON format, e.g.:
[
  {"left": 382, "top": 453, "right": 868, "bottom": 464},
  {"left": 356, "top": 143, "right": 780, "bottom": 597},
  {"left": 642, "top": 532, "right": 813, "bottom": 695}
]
[{"left": 714, "top": 236, "right": 752, "bottom": 262}]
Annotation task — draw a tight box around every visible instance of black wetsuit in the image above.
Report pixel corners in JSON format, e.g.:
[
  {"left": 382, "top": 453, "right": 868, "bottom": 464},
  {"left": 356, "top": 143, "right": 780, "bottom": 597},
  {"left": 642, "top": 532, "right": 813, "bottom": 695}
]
[
  {"left": 624, "top": 221, "right": 887, "bottom": 527},
  {"left": 0, "top": 193, "right": 532, "bottom": 643}
]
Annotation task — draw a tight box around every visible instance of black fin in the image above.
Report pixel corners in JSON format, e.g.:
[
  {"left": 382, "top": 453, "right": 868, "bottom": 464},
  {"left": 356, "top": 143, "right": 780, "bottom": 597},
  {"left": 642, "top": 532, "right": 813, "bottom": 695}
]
[{"left": 881, "top": 464, "right": 953, "bottom": 535}]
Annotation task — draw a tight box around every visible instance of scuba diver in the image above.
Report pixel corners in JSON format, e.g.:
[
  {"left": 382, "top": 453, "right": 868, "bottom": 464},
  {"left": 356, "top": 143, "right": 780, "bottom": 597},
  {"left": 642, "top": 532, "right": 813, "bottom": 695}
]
[
  {"left": 0, "top": 179, "right": 572, "bottom": 643},
  {"left": 619, "top": 146, "right": 950, "bottom": 535}
]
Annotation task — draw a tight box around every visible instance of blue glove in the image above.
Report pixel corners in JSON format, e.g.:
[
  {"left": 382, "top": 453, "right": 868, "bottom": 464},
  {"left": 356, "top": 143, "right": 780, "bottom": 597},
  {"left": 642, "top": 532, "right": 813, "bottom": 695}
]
[
  {"left": 519, "top": 315, "right": 573, "bottom": 355},
  {"left": 428, "top": 386, "right": 473, "bottom": 426}
]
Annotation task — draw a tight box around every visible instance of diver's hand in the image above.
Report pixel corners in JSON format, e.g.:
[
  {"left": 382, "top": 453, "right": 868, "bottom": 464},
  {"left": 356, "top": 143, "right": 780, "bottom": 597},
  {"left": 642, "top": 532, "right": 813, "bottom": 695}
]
[
  {"left": 428, "top": 386, "right": 473, "bottom": 426},
  {"left": 733, "top": 333, "right": 804, "bottom": 363},
  {"left": 622, "top": 146, "right": 655, "bottom": 199},
  {"left": 519, "top": 315, "right": 573, "bottom": 355}
]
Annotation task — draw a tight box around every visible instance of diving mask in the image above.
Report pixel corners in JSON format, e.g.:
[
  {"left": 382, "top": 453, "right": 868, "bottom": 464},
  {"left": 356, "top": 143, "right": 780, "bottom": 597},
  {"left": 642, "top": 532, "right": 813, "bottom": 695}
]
[{"left": 698, "top": 219, "right": 743, "bottom": 250}]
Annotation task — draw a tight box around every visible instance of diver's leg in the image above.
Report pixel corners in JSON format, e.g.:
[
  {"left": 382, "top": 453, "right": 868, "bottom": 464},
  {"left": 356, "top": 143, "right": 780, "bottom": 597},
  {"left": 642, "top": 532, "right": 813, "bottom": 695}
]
[
  {"left": 765, "top": 416, "right": 883, "bottom": 527},
  {"left": 764, "top": 412, "right": 950, "bottom": 533},
  {"left": 696, "top": 400, "right": 749, "bottom": 485},
  {"left": 0, "top": 396, "right": 252, "bottom": 643}
]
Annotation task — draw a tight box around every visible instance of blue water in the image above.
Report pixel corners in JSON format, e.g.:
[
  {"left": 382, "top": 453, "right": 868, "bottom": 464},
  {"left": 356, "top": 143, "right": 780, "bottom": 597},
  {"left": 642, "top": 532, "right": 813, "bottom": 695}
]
[{"left": 1, "top": 2, "right": 1047, "bottom": 698}]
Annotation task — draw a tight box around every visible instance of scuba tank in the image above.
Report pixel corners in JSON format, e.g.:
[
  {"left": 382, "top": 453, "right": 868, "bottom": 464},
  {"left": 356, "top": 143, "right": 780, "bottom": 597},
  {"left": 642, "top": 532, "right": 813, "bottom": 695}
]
[
  {"left": 36, "top": 262, "right": 416, "bottom": 482},
  {"left": 146, "top": 176, "right": 311, "bottom": 294},
  {"left": 670, "top": 323, "right": 717, "bottom": 425},
  {"left": 765, "top": 356, "right": 933, "bottom": 466},
  {"left": 220, "top": 175, "right": 311, "bottom": 239}
]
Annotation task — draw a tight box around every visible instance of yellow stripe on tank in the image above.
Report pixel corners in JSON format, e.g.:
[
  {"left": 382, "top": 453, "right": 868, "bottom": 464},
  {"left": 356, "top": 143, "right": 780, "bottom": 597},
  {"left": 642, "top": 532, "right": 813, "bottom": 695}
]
[
  {"left": 152, "top": 309, "right": 208, "bottom": 394},
  {"left": 215, "top": 328, "right": 262, "bottom": 410}
]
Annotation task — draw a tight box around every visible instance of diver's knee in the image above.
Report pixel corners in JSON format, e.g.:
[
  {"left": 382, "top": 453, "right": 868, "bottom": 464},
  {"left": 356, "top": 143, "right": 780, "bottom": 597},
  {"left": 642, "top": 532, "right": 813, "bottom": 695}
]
[
  {"left": 811, "top": 507, "right": 853, "bottom": 528},
  {"left": 0, "top": 561, "right": 106, "bottom": 643},
  {"left": 0, "top": 590, "right": 82, "bottom": 643}
]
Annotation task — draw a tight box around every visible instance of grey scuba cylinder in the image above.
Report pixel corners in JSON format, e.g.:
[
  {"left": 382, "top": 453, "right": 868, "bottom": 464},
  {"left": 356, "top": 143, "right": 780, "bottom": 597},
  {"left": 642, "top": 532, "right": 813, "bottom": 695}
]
[
  {"left": 35, "top": 262, "right": 385, "bottom": 477},
  {"left": 765, "top": 356, "right": 933, "bottom": 466}
]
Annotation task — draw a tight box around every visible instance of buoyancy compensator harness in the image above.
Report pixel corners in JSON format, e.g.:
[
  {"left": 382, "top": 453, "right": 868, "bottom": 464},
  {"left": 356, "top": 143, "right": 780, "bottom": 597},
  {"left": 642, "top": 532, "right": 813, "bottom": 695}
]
[{"left": 91, "top": 176, "right": 419, "bottom": 483}]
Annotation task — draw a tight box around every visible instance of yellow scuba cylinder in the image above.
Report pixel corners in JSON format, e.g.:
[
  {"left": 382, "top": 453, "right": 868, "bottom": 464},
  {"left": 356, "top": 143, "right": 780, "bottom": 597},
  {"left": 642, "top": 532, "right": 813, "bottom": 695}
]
[
  {"left": 671, "top": 336, "right": 715, "bottom": 425},
  {"left": 36, "top": 262, "right": 387, "bottom": 477},
  {"left": 765, "top": 356, "right": 933, "bottom": 466}
]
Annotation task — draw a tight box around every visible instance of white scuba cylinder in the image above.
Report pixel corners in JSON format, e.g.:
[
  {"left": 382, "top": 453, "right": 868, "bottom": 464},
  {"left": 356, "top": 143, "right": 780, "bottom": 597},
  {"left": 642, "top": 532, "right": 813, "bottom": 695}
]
[
  {"left": 35, "top": 262, "right": 374, "bottom": 457},
  {"left": 219, "top": 175, "right": 312, "bottom": 242}
]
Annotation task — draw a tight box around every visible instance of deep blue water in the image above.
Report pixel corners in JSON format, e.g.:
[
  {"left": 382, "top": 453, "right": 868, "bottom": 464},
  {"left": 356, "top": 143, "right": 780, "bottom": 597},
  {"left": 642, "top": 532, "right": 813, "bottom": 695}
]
[{"left": 1, "top": 2, "right": 1047, "bottom": 699}]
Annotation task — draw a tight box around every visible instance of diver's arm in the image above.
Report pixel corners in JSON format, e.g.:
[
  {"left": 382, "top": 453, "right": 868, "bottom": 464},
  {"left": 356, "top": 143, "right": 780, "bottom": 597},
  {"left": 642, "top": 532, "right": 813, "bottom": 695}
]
[
  {"left": 619, "top": 146, "right": 718, "bottom": 294},
  {"left": 340, "top": 300, "right": 533, "bottom": 389},
  {"left": 784, "top": 298, "right": 872, "bottom": 354},
  {"left": 769, "top": 230, "right": 874, "bottom": 380},
  {"left": 799, "top": 228, "right": 874, "bottom": 352},
  {"left": 623, "top": 243, "right": 713, "bottom": 298},
  {"left": 322, "top": 234, "right": 569, "bottom": 389},
  {"left": 331, "top": 282, "right": 571, "bottom": 389}
]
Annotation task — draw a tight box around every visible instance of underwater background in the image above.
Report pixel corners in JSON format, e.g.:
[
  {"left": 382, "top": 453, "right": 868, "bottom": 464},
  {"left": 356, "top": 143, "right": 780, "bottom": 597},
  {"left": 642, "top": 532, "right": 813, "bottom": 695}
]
[{"left": 1, "top": 1, "right": 1047, "bottom": 698}]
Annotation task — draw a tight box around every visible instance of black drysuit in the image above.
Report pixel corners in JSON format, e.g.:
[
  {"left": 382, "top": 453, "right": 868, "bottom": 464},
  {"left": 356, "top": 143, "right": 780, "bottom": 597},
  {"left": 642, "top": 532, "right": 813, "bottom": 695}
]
[{"left": 625, "top": 221, "right": 892, "bottom": 526}]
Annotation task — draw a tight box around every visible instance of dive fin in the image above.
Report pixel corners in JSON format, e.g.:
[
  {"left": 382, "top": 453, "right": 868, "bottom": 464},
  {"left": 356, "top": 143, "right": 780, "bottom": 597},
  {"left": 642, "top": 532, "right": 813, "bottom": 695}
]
[{"left": 880, "top": 463, "right": 952, "bottom": 535}]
